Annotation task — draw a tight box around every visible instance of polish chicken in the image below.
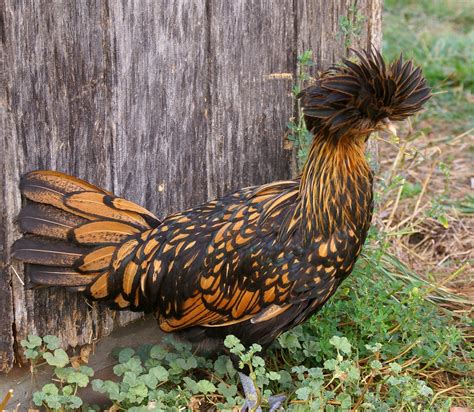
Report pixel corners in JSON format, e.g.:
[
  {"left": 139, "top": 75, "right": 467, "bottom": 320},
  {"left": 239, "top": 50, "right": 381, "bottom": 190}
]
[{"left": 13, "top": 49, "right": 430, "bottom": 351}]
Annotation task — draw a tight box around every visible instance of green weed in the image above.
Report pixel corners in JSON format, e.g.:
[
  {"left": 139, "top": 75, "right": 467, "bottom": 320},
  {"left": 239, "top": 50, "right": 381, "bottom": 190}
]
[
  {"left": 339, "top": 4, "right": 366, "bottom": 48},
  {"left": 287, "top": 50, "right": 314, "bottom": 172},
  {"left": 20, "top": 335, "right": 93, "bottom": 410},
  {"left": 383, "top": 0, "right": 474, "bottom": 133}
]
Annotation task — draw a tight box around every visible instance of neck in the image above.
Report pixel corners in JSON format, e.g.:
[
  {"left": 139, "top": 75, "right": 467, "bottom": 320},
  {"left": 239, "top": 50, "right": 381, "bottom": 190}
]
[{"left": 299, "top": 133, "right": 373, "bottom": 240}]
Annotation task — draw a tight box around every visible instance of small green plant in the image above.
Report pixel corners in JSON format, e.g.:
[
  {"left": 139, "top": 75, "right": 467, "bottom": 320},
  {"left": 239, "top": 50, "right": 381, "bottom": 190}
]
[
  {"left": 287, "top": 50, "right": 315, "bottom": 171},
  {"left": 339, "top": 4, "right": 366, "bottom": 48},
  {"left": 91, "top": 336, "right": 242, "bottom": 410},
  {"left": 223, "top": 335, "right": 284, "bottom": 410},
  {"left": 21, "top": 335, "right": 93, "bottom": 411}
]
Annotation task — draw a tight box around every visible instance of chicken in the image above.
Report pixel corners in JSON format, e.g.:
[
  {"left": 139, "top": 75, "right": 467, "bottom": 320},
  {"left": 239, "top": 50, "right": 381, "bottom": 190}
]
[{"left": 13, "top": 49, "right": 430, "bottom": 351}]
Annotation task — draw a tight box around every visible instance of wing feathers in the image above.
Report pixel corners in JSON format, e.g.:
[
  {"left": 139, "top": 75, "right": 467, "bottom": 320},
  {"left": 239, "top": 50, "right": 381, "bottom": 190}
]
[{"left": 250, "top": 304, "right": 291, "bottom": 323}]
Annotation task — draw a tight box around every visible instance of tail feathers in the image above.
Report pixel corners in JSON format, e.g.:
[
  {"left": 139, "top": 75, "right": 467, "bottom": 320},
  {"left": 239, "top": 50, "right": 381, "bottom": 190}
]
[
  {"left": 18, "top": 203, "right": 88, "bottom": 240},
  {"left": 20, "top": 170, "right": 110, "bottom": 212},
  {"left": 71, "top": 220, "right": 141, "bottom": 245},
  {"left": 13, "top": 237, "right": 90, "bottom": 267},
  {"left": 26, "top": 265, "right": 98, "bottom": 291},
  {"left": 13, "top": 170, "right": 161, "bottom": 298},
  {"left": 21, "top": 171, "right": 160, "bottom": 228},
  {"left": 75, "top": 245, "right": 117, "bottom": 273}
]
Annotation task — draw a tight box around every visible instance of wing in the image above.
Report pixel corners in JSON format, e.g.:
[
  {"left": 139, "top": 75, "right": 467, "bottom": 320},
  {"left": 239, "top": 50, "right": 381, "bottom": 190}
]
[{"left": 157, "top": 180, "right": 302, "bottom": 332}]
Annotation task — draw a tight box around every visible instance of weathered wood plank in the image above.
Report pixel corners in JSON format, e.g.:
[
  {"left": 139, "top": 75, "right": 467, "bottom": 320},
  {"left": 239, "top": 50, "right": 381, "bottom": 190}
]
[
  {"left": 107, "top": 0, "right": 210, "bottom": 216},
  {"left": 296, "top": 0, "right": 383, "bottom": 71},
  {"left": 3, "top": 0, "right": 118, "bottom": 364},
  {"left": 207, "top": 0, "right": 295, "bottom": 198},
  {"left": 0, "top": 2, "right": 13, "bottom": 369},
  {"left": 0, "top": 103, "right": 15, "bottom": 372}
]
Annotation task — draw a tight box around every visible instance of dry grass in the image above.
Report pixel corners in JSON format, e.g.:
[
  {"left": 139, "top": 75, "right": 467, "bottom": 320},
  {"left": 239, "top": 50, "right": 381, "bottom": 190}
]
[
  {"left": 375, "top": 116, "right": 473, "bottom": 299},
  {"left": 370, "top": 109, "right": 473, "bottom": 406}
]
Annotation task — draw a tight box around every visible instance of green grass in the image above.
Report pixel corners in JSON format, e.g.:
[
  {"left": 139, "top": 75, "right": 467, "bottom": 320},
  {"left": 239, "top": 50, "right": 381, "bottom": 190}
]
[{"left": 383, "top": 0, "right": 474, "bottom": 132}]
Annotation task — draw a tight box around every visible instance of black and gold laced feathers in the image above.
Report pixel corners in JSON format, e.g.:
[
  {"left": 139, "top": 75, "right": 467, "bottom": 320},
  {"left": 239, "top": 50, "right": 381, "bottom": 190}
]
[
  {"left": 299, "top": 48, "right": 431, "bottom": 138},
  {"left": 12, "top": 49, "right": 430, "bottom": 347}
]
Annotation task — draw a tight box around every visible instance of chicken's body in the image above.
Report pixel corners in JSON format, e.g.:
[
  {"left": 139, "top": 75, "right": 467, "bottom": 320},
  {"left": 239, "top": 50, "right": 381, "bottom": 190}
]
[{"left": 12, "top": 49, "right": 429, "bottom": 349}]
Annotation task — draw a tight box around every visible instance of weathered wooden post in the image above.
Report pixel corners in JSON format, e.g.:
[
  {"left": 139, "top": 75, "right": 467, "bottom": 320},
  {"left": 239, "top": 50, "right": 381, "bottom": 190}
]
[{"left": 1, "top": 0, "right": 382, "bottom": 373}]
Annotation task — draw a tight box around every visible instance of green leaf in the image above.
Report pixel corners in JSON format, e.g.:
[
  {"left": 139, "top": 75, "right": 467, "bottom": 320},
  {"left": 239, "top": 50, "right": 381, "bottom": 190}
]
[
  {"left": 370, "top": 359, "right": 383, "bottom": 370},
  {"left": 296, "top": 386, "right": 311, "bottom": 400},
  {"left": 67, "top": 371, "right": 90, "bottom": 387},
  {"left": 62, "top": 385, "right": 74, "bottom": 396},
  {"left": 91, "top": 379, "right": 103, "bottom": 391},
  {"left": 278, "top": 333, "right": 301, "bottom": 350},
  {"left": 32, "top": 391, "right": 46, "bottom": 406},
  {"left": 67, "top": 395, "right": 83, "bottom": 409},
  {"left": 437, "top": 214, "right": 449, "bottom": 228},
  {"left": 196, "top": 379, "right": 217, "bottom": 394},
  {"left": 126, "top": 381, "right": 148, "bottom": 402},
  {"left": 80, "top": 365, "right": 94, "bottom": 377},
  {"left": 42, "top": 383, "right": 59, "bottom": 395},
  {"left": 267, "top": 371, "right": 280, "bottom": 381},
  {"left": 365, "top": 343, "right": 382, "bottom": 353},
  {"left": 21, "top": 335, "right": 42, "bottom": 349},
  {"left": 54, "top": 366, "right": 74, "bottom": 380},
  {"left": 401, "top": 181, "right": 422, "bottom": 199},
  {"left": 92, "top": 379, "right": 122, "bottom": 401},
  {"left": 44, "top": 394, "right": 62, "bottom": 409},
  {"left": 43, "top": 348, "right": 69, "bottom": 367},
  {"left": 122, "top": 371, "right": 138, "bottom": 386},
  {"left": 149, "top": 365, "right": 169, "bottom": 382},
  {"left": 213, "top": 356, "right": 229, "bottom": 376},
  {"left": 43, "top": 335, "right": 61, "bottom": 350},
  {"left": 176, "top": 356, "right": 198, "bottom": 370},
  {"left": 329, "top": 336, "right": 351, "bottom": 354},
  {"left": 183, "top": 376, "right": 199, "bottom": 393},
  {"left": 419, "top": 383, "right": 434, "bottom": 397},
  {"left": 323, "top": 359, "right": 338, "bottom": 371},
  {"left": 251, "top": 356, "right": 265, "bottom": 368},
  {"left": 150, "top": 345, "right": 167, "bottom": 360},
  {"left": 217, "top": 382, "right": 237, "bottom": 398},
  {"left": 310, "top": 399, "right": 323, "bottom": 410},
  {"left": 224, "top": 335, "right": 245, "bottom": 353},
  {"left": 336, "top": 392, "right": 352, "bottom": 409},
  {"left": 277, "top": 369, "right": 293, "bottom": 386},
  {"left": 347, "top": 365, "right": 360, "bottom": 382},
  {"left": 113, "top": 356, "right": 143, "bottom": 376},
  {"left": 24, "top": 349, "right": 40, "bottom": 359},
  {"left": 118, "top": 347, "right": 135, "bottom": 363},
  {"left": 142, "top": 373, "right": 158, "bottom": 389},
  {"left": 389, "top": 362, "right": 402, "bottom": 374}
]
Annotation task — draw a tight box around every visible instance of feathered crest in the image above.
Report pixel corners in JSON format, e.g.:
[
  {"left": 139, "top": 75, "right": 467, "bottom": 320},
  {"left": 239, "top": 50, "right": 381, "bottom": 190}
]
[{"left": 299, "top": 48, "right": 431, "bottom": 138}]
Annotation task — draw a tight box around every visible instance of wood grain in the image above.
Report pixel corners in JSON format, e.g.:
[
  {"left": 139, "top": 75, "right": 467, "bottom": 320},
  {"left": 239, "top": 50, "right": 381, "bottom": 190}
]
[{"left": 1, "top": 0, "right": 382, "bottom": 372}]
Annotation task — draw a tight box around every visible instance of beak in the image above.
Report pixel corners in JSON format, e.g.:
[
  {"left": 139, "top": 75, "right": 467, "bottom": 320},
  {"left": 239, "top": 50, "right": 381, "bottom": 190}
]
[{"left": 381, "top": 119, "right": 397, "bottom": 136}]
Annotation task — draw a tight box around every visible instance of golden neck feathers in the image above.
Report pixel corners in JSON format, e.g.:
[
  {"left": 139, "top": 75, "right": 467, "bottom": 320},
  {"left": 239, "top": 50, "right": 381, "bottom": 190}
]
[{"left": 299, "top": 133, "right": 373, "bottom": 239}]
